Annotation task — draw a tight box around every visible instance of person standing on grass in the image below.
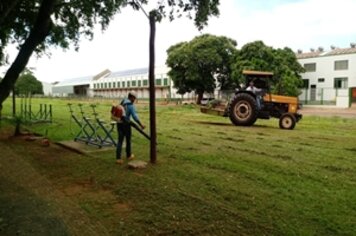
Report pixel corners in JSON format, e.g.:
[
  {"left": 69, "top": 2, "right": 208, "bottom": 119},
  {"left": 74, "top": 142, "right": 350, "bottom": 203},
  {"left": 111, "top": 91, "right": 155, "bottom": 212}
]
[{"left": 115, "top": 91, "right": 145, "bottom": 164}]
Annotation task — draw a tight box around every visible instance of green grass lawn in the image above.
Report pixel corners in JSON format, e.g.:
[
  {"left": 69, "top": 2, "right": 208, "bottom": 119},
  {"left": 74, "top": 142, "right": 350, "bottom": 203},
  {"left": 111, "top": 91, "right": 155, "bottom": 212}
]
[{"left": 1, "top": 97, "right": 356, "bottom": 235}]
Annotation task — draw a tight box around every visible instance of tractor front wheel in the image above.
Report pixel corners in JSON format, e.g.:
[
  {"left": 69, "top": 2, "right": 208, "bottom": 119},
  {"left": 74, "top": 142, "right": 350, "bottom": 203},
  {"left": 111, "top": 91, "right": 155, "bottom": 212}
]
[
  {"left": 279, "top": 113, "right": 296, "bottom": 130},
  {"left": 228, "top": 93, "right": 258, "bottom": 126}
]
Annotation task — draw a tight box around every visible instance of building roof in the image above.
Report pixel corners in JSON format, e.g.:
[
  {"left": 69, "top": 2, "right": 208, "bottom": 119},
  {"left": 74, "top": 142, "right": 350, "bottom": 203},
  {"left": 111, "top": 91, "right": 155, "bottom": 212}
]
[
  {"left": 296, "top": 51, "right": 323, "bottom": 59},
  {"left": 106, "top": 68, "right": 148, "bottom": 79},
  {"left": 93, "top": 69, "right": 111, "bottom": 80},
  {"left": 53, "top": 75, "right": 92, "bottom": 87},
  {"left": 324, "top": 47, "right": 356, "bottom": 56},
  {"left": 296, "top": 46, "right": 356, "bottom": 59}
]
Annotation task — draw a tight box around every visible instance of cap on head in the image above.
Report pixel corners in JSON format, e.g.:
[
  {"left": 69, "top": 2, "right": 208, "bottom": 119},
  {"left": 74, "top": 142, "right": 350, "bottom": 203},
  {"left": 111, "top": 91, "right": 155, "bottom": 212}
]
[{"left": 128, "top": 91, "right": 137, "bottom": 99}]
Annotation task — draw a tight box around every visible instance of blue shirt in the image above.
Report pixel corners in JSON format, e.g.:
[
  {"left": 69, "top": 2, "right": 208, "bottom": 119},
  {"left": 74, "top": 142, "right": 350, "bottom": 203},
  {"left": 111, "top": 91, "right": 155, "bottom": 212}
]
[{"left": 121, "top": 98, "right": 141, "bottom": 125}]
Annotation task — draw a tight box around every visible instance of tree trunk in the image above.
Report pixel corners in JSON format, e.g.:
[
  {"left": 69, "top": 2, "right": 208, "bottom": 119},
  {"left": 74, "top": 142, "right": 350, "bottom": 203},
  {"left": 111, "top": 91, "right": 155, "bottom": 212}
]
[
  {"left": 14, "top": 120, "right": 21, "bottom": 136},
  {"left": 196, "top": 92, "right": 204, "bottom": 105},
  {"left": 0, "top": 0, "right": 56, "bottom": 117}
]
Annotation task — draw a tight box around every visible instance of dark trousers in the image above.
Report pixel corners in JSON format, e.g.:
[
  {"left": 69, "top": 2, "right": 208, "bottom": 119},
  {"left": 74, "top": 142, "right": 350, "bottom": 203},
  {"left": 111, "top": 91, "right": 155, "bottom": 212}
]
[{"left": 116, "top": 123, "right": 132, "bottom": 160}]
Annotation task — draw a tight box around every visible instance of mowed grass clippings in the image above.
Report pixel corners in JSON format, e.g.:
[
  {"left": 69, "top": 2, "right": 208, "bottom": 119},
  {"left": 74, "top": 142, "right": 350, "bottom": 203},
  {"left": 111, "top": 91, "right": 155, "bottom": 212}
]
[{"left": 1, "top": 98, "right": 356, "bottom": 235}]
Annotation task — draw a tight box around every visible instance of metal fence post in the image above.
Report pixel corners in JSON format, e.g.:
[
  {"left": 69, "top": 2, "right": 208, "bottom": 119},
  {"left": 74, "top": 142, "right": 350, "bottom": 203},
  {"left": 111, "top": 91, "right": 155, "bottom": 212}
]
[{"left": 305, "top": 88, "right": 308, "bottom": 104}]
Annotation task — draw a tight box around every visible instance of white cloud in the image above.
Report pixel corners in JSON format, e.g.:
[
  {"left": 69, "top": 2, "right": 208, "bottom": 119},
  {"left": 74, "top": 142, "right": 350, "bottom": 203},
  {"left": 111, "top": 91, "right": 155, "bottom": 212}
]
[{"left": 1, "top": 0, "right": 356, "bottom": 82}]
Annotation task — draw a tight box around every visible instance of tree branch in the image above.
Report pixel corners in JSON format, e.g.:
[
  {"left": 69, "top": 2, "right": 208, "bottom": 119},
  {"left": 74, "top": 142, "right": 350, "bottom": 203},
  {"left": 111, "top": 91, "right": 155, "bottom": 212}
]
[
  {"left": 0, "top": 0, "right": 22, "bottom": 26},
  {"left": 0, "top": 0, "right": 57, "bottom": 113}
]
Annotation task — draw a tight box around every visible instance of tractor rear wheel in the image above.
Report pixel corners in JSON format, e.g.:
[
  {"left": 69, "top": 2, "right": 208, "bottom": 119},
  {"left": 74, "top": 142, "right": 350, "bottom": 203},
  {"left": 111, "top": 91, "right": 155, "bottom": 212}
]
[
  {"left": 229, "top": 93, "right": 258, "bottom": 126},
  {"left": 279, "top": 113, "right": 296, "bottom": 129}
]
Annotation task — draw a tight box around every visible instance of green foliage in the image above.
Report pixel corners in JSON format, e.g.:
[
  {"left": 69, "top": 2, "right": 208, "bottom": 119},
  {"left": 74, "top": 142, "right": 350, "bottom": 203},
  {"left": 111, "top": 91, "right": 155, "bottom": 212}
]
[
  {"left": 231, "top": 41, "right": 304, "bottom": 96},
  {"left": 134, "top": 0, "right": 220, "bottom": 30},
  {"left": 0, "top": 0, "right": 126, "bottom": 65},
  {"left": 166, "top": 34, "right": 237, "bottom": 100},
  {"left": 15, "top": 71, "right": 43, "bottom": 95},
  {"left": 0, "top": 0, "right": 220, "bottom": 66}
]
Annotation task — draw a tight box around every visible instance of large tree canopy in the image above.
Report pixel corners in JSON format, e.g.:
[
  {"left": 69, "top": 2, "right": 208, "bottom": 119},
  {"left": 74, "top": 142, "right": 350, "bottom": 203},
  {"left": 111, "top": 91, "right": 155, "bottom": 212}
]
[
  {"left": 15, "top": 70, "right": 43, "bottom": 95},
  {"left": 166, "top": 34, "right": 237, "bottom": 103},
  {"left": 231, "top": 41, "right": 304, "bottom": 96},
  {"left": 0, "top": 0, "right": 220, "bottom": 114}
]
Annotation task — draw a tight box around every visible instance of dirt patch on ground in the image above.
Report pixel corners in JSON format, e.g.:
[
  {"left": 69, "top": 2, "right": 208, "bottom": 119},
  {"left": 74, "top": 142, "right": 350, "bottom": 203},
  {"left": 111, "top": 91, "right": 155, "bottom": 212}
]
[{"left": 112, "top": 202, "right": 132, "bottom": 215}]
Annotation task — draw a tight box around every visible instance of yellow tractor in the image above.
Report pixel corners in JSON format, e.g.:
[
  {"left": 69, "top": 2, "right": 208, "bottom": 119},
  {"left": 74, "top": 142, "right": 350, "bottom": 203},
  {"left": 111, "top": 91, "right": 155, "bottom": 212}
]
[{"left": 201, "top": 70, "right": 302, "bottom": 129}]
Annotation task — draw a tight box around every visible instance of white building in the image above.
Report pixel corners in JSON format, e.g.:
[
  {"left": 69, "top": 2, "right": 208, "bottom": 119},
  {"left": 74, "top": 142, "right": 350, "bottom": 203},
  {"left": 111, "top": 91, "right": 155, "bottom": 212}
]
[
  {"left": 52, "top": 75, "right": 92, "bottom": 97},
  {"left": 41, "top": 81, "right": 53, "bottom": 96},
  {"left": 297, "top": 44, "right": 356, "bottom": 107},
  {"left": 53, "top": 66, "right": 195, "bottom": 100},
  {"left": 93, "top": 67, "right": 172, "bottom": 99}
]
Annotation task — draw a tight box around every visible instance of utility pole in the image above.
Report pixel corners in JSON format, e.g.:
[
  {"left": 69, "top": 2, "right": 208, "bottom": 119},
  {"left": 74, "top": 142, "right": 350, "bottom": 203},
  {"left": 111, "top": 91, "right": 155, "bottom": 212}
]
[
  {"left": 148, "top": 12, "right": 157, "bottom": 163},
  {"left": 134, "top": 1, "right": 157, "bottom": 163}
]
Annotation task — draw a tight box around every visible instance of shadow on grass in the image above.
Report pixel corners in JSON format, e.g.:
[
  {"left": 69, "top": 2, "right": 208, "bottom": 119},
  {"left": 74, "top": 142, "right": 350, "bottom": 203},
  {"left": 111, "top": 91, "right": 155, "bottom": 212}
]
[{"left": 0, "top": 177, "right": 69, "bottom": 236}]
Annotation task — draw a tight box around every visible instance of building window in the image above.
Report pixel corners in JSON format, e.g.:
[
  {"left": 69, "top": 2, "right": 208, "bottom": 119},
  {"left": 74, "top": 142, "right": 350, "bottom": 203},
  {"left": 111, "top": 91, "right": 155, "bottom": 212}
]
[
  {"left": 304, "top": 63, "right": 316, "bottom": 72},
  {"left": 109, "top": 82, "right": 112, "bottom": 88},
  {"left": 122, "top": 81, "right": 125, "bottom": 88},
  {"left": 302, "top": 79, "right": 309, "bottom": 88},
  {"left": 156, "top": 79, "right": 162, "bottom": 86},
  {"left": 127, "top": 81, "right": 130, "bottom": 87},
  {"left": 163, "top": 78, "right": 168, "bottom": 86},
  {"left": 117, "top": 81, "right": 120, "bottom": 88},
  {"left": 318, "top": 78, "right": 325, "bottom": 83},
  {"left": 132, "top": 80, "right": 136, "bottom": 87},
  {"left": 93, "top": 84, "right": 96, "bottom": 89},
  {"left": 334, "top": 60, "right": 348, "bottom": 70},
  {"left": 113, "top": 82, "right": 116, "bottom": 88},
  {"left": 143, "top": 80, "right": 148, "bottom": 86},
  {"left": 334, "top": 77, "right": 348, "bottom": 89},
  {"left": 138, "top": 80, "right": 142, "bottom": 87},
  {"left": 104, "top": 83, "right": 107, "bottom": 89}
]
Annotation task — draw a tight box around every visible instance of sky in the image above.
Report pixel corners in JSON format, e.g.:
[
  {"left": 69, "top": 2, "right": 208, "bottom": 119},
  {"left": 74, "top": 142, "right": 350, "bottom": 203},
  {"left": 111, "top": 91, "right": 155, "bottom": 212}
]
[{"left": 1, "top": 0, "right": 356, "bottom": 83}]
